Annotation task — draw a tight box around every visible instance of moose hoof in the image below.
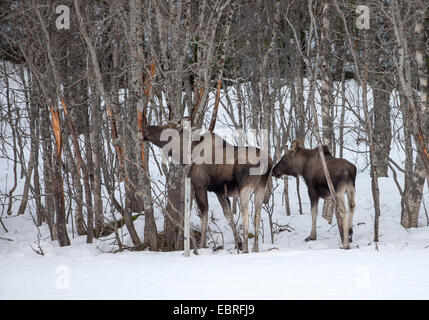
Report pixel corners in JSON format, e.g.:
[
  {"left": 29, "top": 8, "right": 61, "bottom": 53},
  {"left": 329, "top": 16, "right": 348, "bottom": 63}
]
[
  {"left": 348, "top": 229, "right": 353, "bottom": 243},
  {"left": 235, "top": 241, "right": 243, "bottom": 251},
  {"left": 305, "top": 235, "right": 317, "bottom": 242}
]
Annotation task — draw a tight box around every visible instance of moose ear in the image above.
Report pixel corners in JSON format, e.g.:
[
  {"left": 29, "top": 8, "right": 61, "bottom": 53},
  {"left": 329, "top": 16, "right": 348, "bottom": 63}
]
[
  {"left": 290, "top": 139, "right": 304, "bottom": 152},
  {"left": 291, "top": 140, "right": 298, "bottom": 150},
  {"left": 293, "top": 139, "right": 305, "bottom": 148}
]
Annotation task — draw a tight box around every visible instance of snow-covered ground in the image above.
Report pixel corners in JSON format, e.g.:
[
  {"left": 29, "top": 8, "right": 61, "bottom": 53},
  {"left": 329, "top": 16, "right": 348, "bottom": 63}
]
[{"left": 1, "top": 170, "right": 429, "bottom": 299}]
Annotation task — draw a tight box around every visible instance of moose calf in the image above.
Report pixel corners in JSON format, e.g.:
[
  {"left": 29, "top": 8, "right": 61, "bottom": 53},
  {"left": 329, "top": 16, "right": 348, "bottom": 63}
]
[{"left": 272, "top": 139, "right": 357, "bottom": 249}]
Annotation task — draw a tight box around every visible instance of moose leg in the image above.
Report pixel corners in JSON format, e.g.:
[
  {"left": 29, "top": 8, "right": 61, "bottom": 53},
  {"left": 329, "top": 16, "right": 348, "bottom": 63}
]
[
  {"left": 194, "top": 189, "right": 208, "bottom": 248},
  {"left": 239, "top": 187, "right": 252, "bottom": 253},
  {"left": 305, "top": 191, "right": 319, "bottom": 242},
  {"left": 338, "top": 187, "right": 350, "bottom": 249},
  {"left": 252, "top": 186, "right": 265, "bottom": 253},
  {"left": 347, "top": 185, "right": 356, "bottom": 242},
  {"left": 216, "top": 193, "right": 242, "bottom": 251}
]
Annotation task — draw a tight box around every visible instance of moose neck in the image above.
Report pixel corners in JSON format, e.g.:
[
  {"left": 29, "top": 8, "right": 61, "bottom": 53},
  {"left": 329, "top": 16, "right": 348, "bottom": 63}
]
[{"left": 292, "top": 149, "right": 307, "bottom": 176}]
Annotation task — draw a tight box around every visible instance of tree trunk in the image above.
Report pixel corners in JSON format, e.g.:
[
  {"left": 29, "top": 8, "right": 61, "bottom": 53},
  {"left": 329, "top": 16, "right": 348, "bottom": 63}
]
[
  {"left": 40, "top": 104, "right": 56, "bottom": 240},
  {"left": 399, "top": 0, "right": 428, "bottom": 228},
  {"left": 320, "top": 1, "right": 335, "bottom": 222},
  {"left": 17, "top": 69, "right": 37, "bottom": 216},
  {"left": 91, "top": 92, "right": 104, "bottom": 237},
  {"left": 164, "top": 164, "right": 185, "bottom": 251},
  {"left": 52, "top": 155, "right": 71, "bottom": 247},
  {"left": 140, "top": 142, "right": 158, "bottom": 250},
  {"left": 371, "top": 80, "right": 392, "bottom": 177},
  {"left": 63, "top": 140, "right": 86, "bottom": 235}
]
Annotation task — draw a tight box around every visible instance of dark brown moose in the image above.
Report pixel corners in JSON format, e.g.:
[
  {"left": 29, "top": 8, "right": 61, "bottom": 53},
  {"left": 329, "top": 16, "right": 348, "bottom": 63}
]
[
  {"left": 143, "top": 123, "right": 273, "bottom": 253},
  {"left": 272, "top": 139, "right": 357, "bottom": 249}
]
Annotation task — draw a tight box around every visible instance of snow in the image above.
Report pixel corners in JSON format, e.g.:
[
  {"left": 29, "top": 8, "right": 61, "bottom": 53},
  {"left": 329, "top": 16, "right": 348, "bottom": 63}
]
[
  {"left": 1, "top": 170, "right": 429, "bottom": 299},
  {"left": 2, "top": 229, "right": 429, "bottom": 299},
  {"left": 3, "top": 245, "right": 429, "bottom": 300}
]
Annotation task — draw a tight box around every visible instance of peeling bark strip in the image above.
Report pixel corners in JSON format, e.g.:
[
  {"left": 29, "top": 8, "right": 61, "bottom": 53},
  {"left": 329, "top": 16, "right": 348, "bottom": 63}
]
[
  {"left": 208, "top": 79, "right": 222, "bottom": 132},
  {"left": 418, "top": 133, "right": 429, "bottom": 160},
  {"left": 191, "top": 87, "right": 204, "bottom": 125},
  {"left": 106, "top": 106, "right": 125, "bottom": 174},
  {"left": 139, "top": 60, "right": 156, "bottom": 170},
  {"left": 49, "top": 105, "right": 62, "bottom": 160},
  {"left": 143, "top": 61, "right": 156, "bottom": 112},
  {"left": 48, "top": 104, "right": 70, "bottom": 247},
  {"left": 410, "top": 104, "right": 429, "bottom": 166}
]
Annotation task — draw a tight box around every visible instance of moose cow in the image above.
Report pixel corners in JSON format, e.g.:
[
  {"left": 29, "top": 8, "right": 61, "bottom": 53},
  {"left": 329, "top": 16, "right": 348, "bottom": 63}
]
[
  {"left": 143, "top": 123, "right": 273, "bottom": 253},
  {"left": 272, "top": 139, "right": 356, "bottom": 249}
]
